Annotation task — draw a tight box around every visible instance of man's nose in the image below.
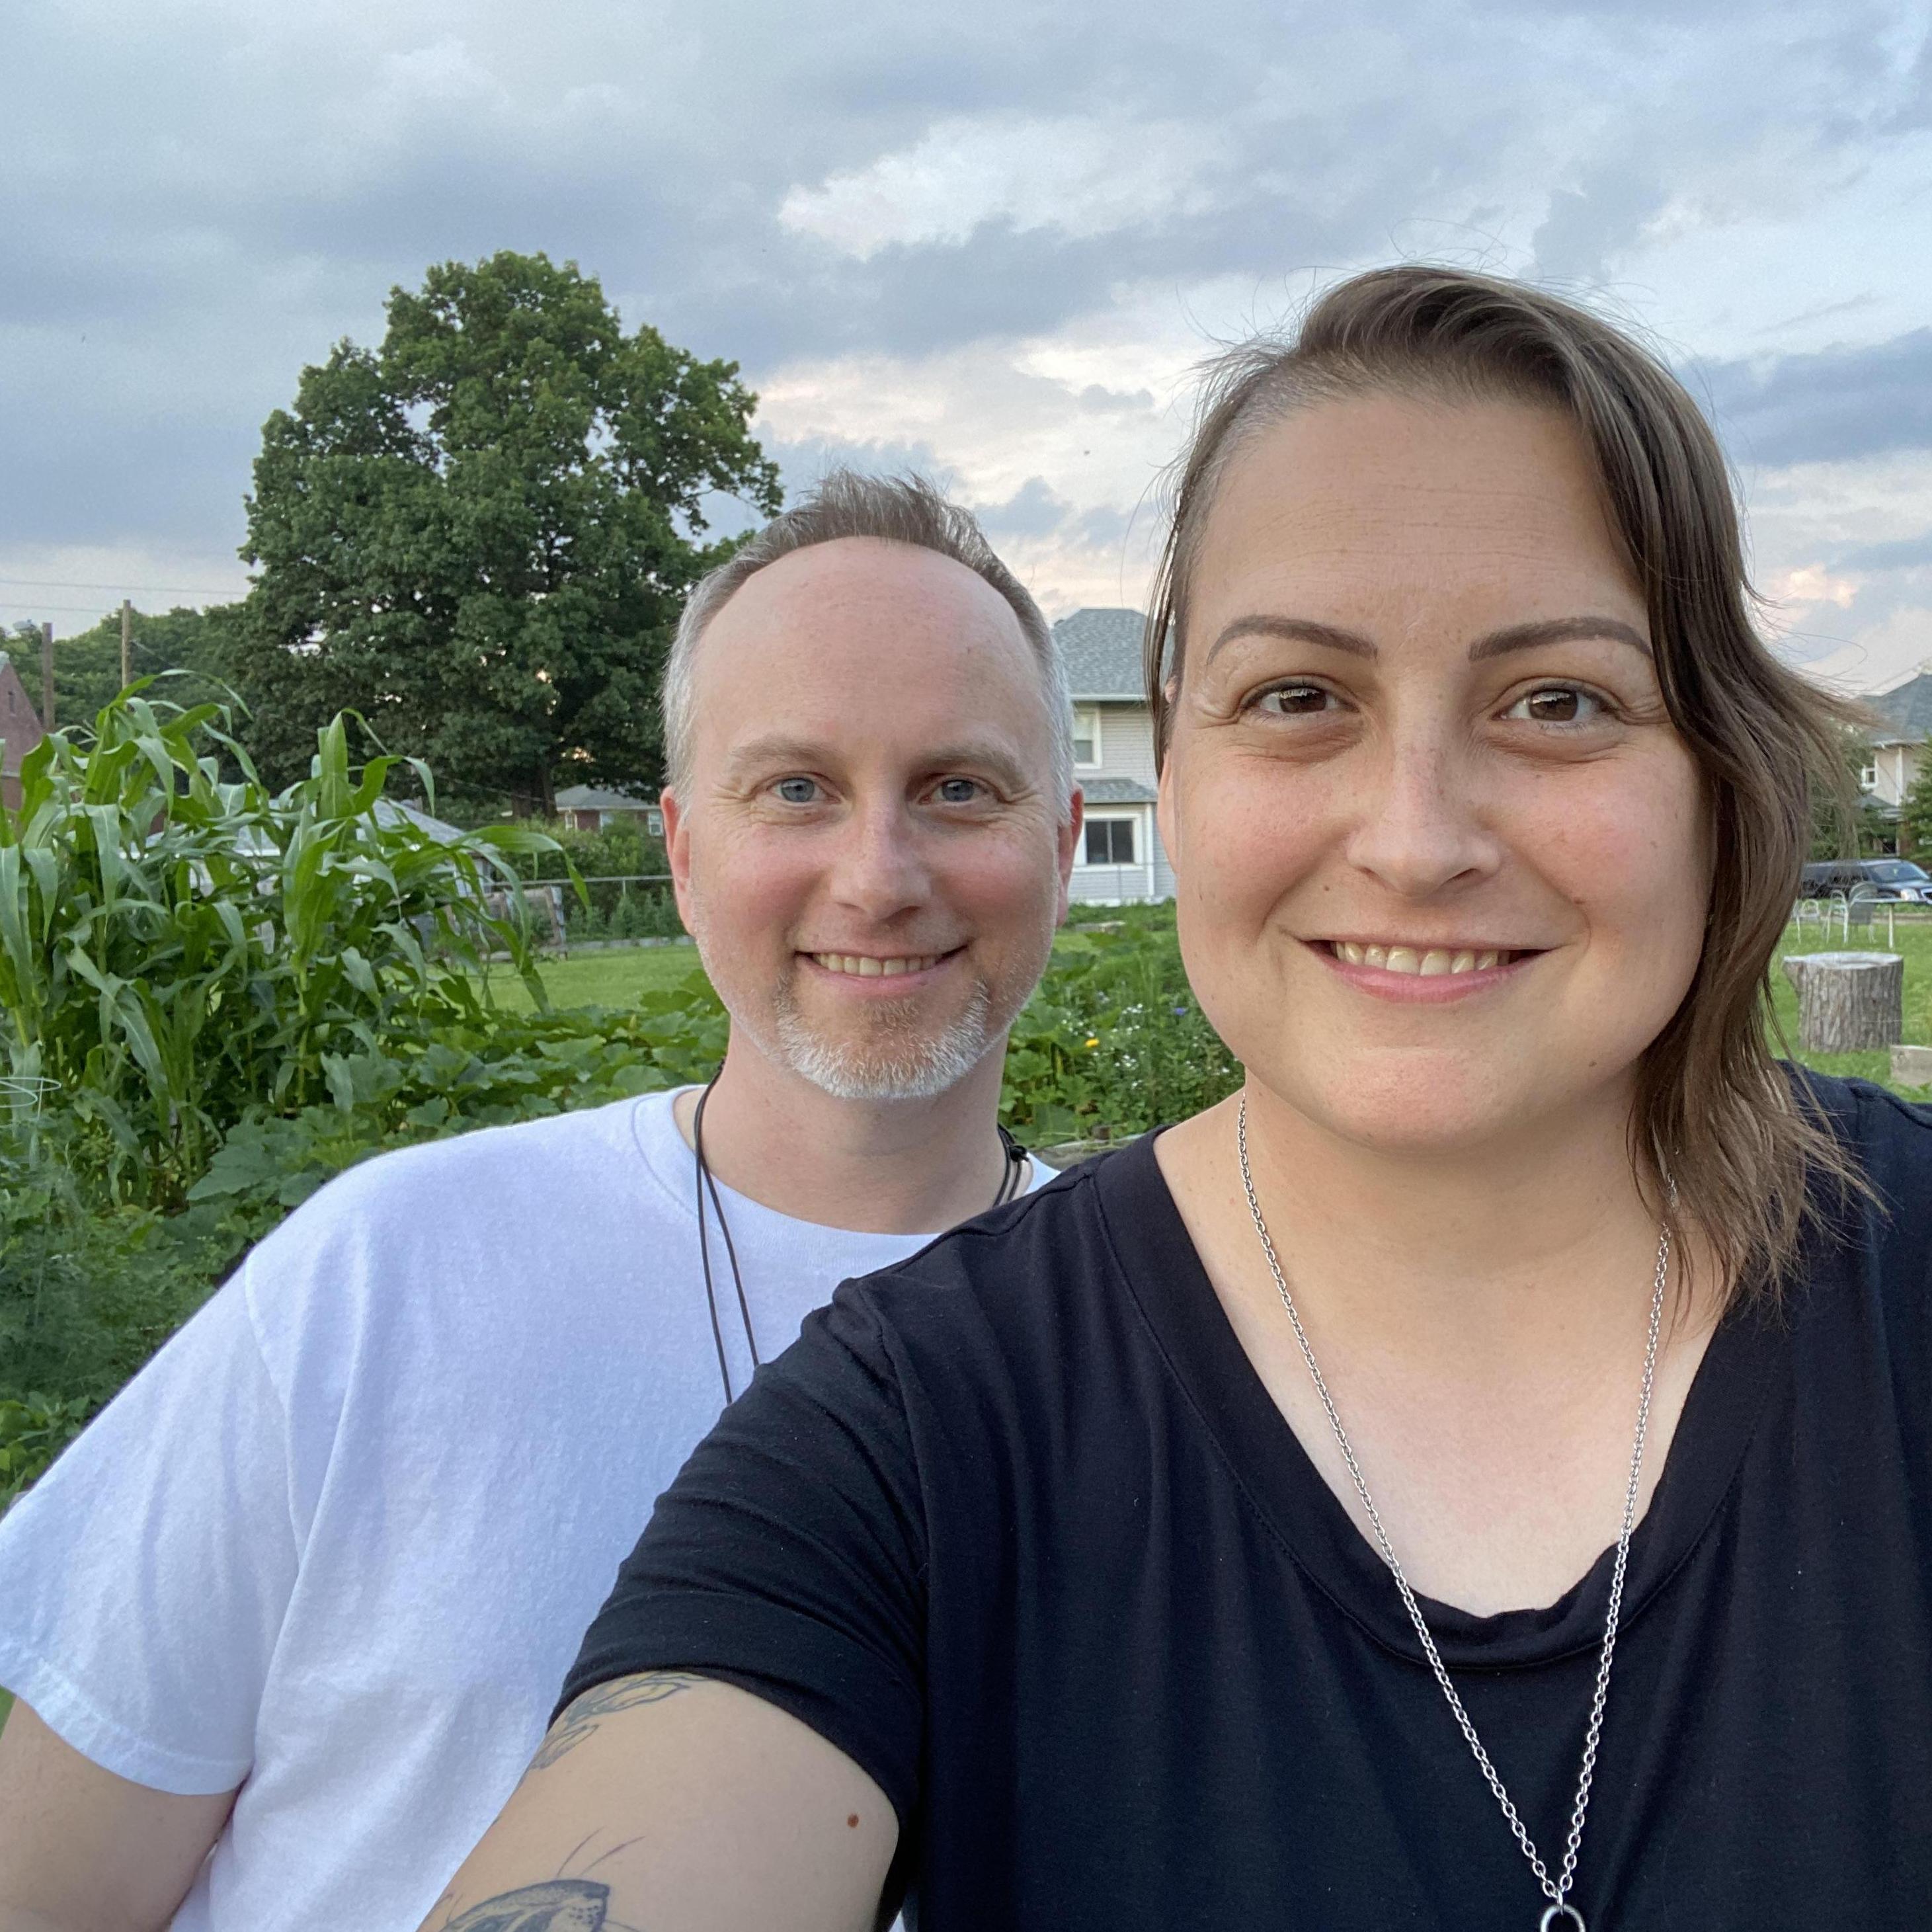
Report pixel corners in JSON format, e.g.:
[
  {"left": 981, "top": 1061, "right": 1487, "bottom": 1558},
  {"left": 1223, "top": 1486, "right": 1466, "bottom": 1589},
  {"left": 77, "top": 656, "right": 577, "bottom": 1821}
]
[
  {"left": 1341, "top": 729, "right": 1504, "bottom": 899},
  {"left": 826, "top": 799, "right": 933, "bottom": 919}
]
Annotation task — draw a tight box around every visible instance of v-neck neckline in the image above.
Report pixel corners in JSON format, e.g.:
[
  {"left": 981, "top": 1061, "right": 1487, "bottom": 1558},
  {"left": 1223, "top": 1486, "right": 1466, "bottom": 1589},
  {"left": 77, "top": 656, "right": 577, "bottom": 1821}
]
[{"left": 1092, "top": 1129, "right": 1788, "bottom": 1669}]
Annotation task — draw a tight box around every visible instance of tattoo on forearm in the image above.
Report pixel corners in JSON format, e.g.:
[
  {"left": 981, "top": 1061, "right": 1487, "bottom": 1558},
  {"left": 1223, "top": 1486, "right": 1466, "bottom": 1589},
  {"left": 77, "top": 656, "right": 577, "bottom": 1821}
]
[
  {"left": 443, "top": 1878, "right": 633, "bottom": 1931},
  {"left": 528, "top": 1670, "right": 708, "bottom": 1773}
]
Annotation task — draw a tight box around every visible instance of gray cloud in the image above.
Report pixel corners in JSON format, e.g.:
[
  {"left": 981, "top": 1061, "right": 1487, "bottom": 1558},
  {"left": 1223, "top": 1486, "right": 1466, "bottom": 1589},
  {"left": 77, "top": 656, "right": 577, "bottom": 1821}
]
[
  {"left": 1529, "top": 171, "right": 1670, "bottom": 285},
  {"left": 1699, "top": 329, "right": 1932, "bottom": 466},
  {"left": 975, "top": 477, "right": 1072, "bottom": 540}
]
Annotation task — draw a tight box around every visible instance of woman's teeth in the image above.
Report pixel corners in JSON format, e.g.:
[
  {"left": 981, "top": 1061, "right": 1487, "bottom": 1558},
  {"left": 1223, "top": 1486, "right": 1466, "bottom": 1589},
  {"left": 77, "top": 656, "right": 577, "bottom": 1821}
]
[
  {"left": 811, "top": 952, "right": 943, "bottom": 977},
  {"left": 1331, "top": 942, "right": 1508, "bottom": 975}
]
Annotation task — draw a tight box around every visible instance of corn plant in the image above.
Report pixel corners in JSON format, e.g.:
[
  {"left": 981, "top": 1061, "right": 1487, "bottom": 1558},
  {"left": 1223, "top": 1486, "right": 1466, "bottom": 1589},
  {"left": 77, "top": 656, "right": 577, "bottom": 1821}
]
[{"left": 0, "top": 688, "right": 566, "bottom": 1209}]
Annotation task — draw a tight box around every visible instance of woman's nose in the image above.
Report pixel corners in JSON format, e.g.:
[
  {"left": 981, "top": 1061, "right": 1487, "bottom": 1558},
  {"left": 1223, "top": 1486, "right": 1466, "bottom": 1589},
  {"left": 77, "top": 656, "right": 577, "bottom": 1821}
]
[{"left": 1341, "top": 733, "right": 1504, "bottom": 899}]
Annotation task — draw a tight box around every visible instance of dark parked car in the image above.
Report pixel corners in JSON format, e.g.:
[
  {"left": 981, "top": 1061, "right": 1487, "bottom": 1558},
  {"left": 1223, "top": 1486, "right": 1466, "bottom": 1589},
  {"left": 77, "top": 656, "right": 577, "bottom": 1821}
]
[{"left": 1798, "top": 858, "right": 1932, "bottom": 903}]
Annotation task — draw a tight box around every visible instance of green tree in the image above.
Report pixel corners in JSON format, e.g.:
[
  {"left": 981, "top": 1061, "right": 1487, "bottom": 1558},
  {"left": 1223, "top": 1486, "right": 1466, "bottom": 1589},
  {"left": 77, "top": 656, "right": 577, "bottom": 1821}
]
[
  {"left": 3, "top": 608, "right": 237, "bottom": 725},
  {"left": 229, "top": 251, "right": 781, "bottom": 812},
  {"left": 1809, "top": 727, "right": 1892, "bottom": 860}
]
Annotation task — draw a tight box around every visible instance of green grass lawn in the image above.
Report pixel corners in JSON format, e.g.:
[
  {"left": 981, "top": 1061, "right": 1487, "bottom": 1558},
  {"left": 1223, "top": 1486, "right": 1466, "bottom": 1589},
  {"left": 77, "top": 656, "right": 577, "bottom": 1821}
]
[{"left": 487, "top": 941, "right": 712, "bottom": 1014}]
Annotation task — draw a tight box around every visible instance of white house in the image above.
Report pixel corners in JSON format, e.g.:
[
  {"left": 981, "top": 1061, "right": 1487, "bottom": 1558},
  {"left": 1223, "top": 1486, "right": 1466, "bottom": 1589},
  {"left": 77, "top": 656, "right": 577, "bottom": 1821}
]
[
  {"left": 1052, "top": 608, "right": 1176, "bottom": 905},
  {"left": 1863, "top": 670, "right": 1932, "bottom": 822}
]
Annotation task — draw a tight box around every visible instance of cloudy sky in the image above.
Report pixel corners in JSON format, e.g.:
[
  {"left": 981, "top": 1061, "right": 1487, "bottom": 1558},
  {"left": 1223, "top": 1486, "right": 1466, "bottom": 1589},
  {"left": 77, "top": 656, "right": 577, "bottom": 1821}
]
[{"left": 4, "top": 0, "right": 1931, "bottom": 686}]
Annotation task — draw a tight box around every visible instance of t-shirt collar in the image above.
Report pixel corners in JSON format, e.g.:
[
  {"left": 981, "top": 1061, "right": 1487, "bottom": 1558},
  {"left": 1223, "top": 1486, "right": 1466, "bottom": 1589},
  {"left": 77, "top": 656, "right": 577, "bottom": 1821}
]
[{"left": 1090, "top": 1130, "right": 1787, "bottom": 1670}]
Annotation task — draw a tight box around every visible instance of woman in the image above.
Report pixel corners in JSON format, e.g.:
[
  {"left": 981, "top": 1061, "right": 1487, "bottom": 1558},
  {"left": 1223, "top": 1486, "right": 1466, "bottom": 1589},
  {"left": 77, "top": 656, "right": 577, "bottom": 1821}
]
[{"left": 423, "top": 270, "right": 1931, "bottom": 1932}]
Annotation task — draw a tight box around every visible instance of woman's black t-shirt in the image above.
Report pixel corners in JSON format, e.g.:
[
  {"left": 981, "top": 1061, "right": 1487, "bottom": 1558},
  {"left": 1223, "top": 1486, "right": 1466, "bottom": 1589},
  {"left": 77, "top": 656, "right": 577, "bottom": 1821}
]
[{"left": 564, "top": 1074, "right": 1932, "bottom": 1927}]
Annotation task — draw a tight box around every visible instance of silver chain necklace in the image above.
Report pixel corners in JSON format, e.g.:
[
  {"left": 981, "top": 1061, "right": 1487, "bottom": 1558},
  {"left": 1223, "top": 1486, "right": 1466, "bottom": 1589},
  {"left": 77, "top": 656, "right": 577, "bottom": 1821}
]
[{"left": 1236, "top": 1093, "right": 1668, "bottom": 1931}]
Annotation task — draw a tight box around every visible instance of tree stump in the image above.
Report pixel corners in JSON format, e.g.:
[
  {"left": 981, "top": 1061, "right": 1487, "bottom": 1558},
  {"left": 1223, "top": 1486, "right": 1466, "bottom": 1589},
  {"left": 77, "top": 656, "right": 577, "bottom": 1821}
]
[{"left": 1781, "top": 951, "right": 1904, "bottom": 1053}]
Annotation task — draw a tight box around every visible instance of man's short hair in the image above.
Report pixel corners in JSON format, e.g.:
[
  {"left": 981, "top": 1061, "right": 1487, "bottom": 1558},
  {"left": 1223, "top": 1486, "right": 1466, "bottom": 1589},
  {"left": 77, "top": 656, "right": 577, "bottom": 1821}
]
[{"left": 662, "top": 470, "right": 1074, "bottom": 813}]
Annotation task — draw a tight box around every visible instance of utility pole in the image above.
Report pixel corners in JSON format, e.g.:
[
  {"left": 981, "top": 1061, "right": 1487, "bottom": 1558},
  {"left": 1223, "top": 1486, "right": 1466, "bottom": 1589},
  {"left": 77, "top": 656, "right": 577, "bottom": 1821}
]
[
  {"left": 39, "top": 622, "right": 54, "bottom": 730},
  {"left": 120, "top": 599, "right": 132, "bottom": 690}
]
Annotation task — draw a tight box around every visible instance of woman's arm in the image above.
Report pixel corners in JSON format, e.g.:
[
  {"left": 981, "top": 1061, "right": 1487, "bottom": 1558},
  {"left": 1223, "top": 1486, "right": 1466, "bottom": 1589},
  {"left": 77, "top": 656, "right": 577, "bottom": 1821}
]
[{"left": 421, "top": 1673, "right": 897, "bottom": 1932}]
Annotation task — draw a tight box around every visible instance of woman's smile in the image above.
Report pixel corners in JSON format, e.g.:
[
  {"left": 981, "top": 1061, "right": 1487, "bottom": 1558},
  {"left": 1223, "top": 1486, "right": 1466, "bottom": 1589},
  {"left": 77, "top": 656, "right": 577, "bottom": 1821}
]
[{"left": 1311, "top": 937, "right": 1541, "bottom": 1001}]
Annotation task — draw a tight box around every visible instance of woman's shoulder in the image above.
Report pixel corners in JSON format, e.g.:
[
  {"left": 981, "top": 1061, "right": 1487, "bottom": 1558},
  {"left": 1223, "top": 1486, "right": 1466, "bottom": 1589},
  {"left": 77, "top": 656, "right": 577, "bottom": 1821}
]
[
  {"left": 1784, "top": 1065, "right": 1932, "bottom": 1198},
  {"left": 1777, "top": 1069, "right": 1932, "bottom": 1344}
]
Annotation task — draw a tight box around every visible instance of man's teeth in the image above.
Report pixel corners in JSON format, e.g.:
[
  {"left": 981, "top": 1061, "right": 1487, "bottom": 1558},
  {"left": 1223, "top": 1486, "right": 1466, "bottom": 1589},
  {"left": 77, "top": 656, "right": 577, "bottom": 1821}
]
[
  {"left": 811, "top": 952, "right": 943, "bottom": 977},
  {"left": 1332, "top": 942, "right": 1507, "bottom": 975}
]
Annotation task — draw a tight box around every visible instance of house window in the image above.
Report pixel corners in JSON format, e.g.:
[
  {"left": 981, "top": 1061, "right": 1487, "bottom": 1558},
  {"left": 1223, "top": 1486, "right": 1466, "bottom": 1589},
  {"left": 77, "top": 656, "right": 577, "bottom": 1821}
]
[
  {"left": 1861, "top": 765, "right": 1878, "bottom": 791},
  {"left": 1072, "top": 707, "right": 1101, "bottom": 768},
  {"left": 1084, "top": 817, "right": 1137, "bottom": 866}
]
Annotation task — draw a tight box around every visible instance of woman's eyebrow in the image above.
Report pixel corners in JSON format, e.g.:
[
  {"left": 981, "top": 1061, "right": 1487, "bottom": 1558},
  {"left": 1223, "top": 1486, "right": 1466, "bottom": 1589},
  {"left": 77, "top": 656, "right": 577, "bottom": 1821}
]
[
  {"left": 1202, "top": 612, "right": 1652, "bottom": 666},
  {"left": 1203, "top": 615, "right": 1376, "bottom": 663},
  {"left": 1467, "top": 616, "right": 1652, "bottom": 661}
]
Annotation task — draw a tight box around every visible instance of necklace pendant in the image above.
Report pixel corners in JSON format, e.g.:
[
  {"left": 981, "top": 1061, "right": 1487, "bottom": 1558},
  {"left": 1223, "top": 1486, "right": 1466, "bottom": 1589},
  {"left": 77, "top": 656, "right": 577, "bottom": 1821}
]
[{"left": 1540, "top": 1906, "right": 1586, "bottom": 1931}]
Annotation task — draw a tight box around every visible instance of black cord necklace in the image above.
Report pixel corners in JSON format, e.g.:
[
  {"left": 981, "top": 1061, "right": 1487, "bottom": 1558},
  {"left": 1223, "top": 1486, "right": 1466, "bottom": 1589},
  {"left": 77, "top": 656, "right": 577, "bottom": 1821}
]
[{"left": 692, "top": 1072, "right": 1031, "bottom": 1403}]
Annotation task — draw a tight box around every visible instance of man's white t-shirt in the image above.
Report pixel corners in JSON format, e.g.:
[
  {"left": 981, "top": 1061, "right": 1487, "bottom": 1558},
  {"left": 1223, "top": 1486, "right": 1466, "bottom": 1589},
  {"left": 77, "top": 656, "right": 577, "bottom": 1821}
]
[{"left": 0, "top": 1088, "right": 1048, "bottom": 1931}]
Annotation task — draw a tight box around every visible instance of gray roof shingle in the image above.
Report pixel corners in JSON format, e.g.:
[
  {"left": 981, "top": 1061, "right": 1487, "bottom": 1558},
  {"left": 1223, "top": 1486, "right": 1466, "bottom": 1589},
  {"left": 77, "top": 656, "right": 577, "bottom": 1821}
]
[
  {"left": 1081, "top": 776, "right": 1158, "bottom": 804},
  {"left": 1868, "top": 673, "right": 1932, "bottom": 743},
  {"left": 553, "top": 785, "right": 655, "bottom": 811},
  {"left": 1052, "top": 608, "right": 1148, "bottom": 700}
]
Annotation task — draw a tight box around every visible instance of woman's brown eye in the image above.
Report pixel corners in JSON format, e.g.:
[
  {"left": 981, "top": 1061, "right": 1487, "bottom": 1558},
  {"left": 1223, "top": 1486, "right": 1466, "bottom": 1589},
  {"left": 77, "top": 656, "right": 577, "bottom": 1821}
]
[
  {"left": 1260, "top": 684, "right": 1333, "bottom": 715},
  {"left": 1506, "top": 686, "right": 1603, "bottom": 725}
]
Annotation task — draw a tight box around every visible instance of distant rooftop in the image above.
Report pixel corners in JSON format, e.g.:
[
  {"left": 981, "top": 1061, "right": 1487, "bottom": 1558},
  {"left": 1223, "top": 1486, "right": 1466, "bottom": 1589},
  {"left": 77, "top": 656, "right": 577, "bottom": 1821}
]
[
  {"left": 375, "top": 798, "right": 465, "bottom": 844},
  {"left": 1081, "top": 776, "right": 1158, "bottom": 804},
  {"left": 1052, "top": 608, "right": 1147, "bottom": 701},
  {"left": 553, "top": 784, "right": 656, "bottom": 812},
  {"left": 1867, "top": 674, "right": 1932, "bottom": 743}
]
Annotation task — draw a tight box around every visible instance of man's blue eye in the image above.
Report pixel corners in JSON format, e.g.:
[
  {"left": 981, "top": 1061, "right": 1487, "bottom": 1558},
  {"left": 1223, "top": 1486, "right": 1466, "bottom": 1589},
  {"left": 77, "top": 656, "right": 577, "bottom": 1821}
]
[
  {"left": 936, "top": 778, "right": 982, "bottom": 803},
  {"left": 776, "top": 777, "right": 818, "bottom": 804}
]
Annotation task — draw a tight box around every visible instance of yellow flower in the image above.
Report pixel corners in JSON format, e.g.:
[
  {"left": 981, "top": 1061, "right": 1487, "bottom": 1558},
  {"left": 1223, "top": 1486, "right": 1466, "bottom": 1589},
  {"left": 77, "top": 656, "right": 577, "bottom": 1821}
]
[{"left": 1084, "top": 1036, "right": 1100, "bottom": 1049}]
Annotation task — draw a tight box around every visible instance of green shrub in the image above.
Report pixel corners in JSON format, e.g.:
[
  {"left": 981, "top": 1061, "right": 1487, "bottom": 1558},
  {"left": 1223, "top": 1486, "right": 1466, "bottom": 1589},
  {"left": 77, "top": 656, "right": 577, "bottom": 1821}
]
[
  {"left": 185, "top": 976, "right": 727, "bottom": 1223},
  {"left": 523, "top": 815, "right": 665, "bottom": 881},
  {"left": 1003, "top": 920, "right": 1241, "bottom": 1143},
  {"left": 0, "top": 1393, "right": 101, "bottom": 1511}
]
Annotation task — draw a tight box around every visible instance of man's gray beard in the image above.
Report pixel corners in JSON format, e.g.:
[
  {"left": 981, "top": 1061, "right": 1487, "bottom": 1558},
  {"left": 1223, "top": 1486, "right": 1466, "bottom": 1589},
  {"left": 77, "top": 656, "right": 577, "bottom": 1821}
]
[{"left": 766, "top": 979, "right": 998, "bottom": 1102}]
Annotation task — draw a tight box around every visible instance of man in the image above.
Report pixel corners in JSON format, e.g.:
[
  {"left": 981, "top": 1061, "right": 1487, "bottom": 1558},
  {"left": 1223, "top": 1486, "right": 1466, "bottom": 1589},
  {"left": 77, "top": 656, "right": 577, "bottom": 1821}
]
[{"left": 0, "top": 471, "right": 1081, "bottom": 1932}]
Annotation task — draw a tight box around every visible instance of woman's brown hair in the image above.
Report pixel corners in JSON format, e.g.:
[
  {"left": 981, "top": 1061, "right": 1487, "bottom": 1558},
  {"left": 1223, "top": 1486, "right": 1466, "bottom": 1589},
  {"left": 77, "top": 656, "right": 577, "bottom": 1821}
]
[{"left": 1147, "top": 265, "right": 1869, "bottom": 1309}]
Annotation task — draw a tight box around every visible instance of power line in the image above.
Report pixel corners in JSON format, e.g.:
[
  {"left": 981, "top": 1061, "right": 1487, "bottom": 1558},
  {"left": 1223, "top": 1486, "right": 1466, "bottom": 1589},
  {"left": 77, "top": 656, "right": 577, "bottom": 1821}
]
[
  {"left": 0, "top": 600, "right": 143, "bottom": 616},
  {"left": 0, "top": 575, "right": 240, "bottom": 596}
]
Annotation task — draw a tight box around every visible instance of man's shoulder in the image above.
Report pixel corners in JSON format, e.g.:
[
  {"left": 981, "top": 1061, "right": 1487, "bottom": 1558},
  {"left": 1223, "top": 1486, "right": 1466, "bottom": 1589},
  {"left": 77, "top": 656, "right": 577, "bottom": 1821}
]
[
  {"left": 299, "top": 1089, "right": 664, "bottom": 1218},
  {"left": 241, "top": 1090, "right": 681, "bottom": 1336}
]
